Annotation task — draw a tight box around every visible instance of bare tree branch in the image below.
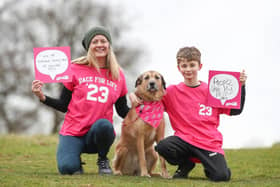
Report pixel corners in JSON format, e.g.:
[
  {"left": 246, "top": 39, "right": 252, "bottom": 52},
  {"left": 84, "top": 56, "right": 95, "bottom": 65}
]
[{"left": 0, "top": 0, "right": 144, "bottom": 134}]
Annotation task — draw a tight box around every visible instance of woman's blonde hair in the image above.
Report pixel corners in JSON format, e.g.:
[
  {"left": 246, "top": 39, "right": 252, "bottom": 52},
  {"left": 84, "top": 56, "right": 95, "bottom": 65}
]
[{"left": 72, "top": 46, "right": 120, "bottom": 80}]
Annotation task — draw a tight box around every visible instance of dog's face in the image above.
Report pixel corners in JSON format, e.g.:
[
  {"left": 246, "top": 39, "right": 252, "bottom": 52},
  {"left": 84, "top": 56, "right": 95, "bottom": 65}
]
[{"left": 135, "top": 71, "right": 166, "bottom": 101}]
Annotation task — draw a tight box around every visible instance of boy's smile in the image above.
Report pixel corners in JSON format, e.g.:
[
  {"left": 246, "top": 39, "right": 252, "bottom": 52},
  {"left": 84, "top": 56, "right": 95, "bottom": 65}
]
[{"left": 177, "top": 59, "right": 202, "bottom": 86}]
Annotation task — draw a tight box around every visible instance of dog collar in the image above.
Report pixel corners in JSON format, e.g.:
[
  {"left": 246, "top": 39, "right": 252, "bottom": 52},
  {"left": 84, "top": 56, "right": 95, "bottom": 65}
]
[{"left": 135, "top": 101, "right": 164, "bottom": 128}]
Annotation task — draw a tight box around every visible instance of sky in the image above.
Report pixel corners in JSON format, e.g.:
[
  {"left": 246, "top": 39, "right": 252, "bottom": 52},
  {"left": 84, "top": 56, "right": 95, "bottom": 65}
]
[{"left": 107, "top": 0, "right": 280, "bottom": 149}]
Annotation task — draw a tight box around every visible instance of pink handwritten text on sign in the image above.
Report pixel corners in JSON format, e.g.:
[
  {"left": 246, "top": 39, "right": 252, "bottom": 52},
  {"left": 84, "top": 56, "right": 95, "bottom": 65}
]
[
  {"left": 207, "top": 70, "right": 241, "bottom": 109},
  {"left": 34, "top": 46, "right": 72, "bottom": 83}
]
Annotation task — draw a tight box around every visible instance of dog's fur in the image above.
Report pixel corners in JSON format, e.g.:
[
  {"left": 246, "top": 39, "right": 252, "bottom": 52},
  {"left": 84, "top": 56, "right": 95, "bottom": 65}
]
[{"left": 113, "top": 71, "right": 169, "bottom": 178}]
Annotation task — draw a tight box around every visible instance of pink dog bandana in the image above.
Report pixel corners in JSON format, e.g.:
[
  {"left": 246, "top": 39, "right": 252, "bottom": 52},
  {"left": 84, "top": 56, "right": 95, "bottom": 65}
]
[{"left": 135, "top": 101, "right": 164, "bottom": 128}]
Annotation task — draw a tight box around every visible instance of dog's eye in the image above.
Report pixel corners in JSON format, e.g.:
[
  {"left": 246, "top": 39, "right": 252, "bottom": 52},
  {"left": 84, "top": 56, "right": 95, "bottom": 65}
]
[
  {"left": 144, "top": 76, "right": 149, "bottom": 80},
  {"left": 155, "top": 75, "right": 160, "bottom": 80}
]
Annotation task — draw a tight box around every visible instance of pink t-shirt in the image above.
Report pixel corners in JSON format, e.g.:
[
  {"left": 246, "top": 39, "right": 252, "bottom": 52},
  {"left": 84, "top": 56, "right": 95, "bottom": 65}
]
[
  {"left": 60, "top": 63, "right": 127, "bottom": 136},
  {"left": 162, "top": 81, "right": 230, "bottom": 155},
  {"left": 135, "top": 101, "right": 164, "bottom": 128}
]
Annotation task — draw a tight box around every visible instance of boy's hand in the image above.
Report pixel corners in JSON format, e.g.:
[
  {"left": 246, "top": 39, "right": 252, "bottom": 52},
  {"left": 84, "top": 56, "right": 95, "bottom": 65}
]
[{"left": 240, "top": 70, "right": 247, "bottom": 86}]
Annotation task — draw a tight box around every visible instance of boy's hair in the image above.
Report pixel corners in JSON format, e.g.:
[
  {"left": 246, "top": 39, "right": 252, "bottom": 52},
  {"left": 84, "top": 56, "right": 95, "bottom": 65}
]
[{"left": 176, "top": 46, "right": 201, "bottom": 64}]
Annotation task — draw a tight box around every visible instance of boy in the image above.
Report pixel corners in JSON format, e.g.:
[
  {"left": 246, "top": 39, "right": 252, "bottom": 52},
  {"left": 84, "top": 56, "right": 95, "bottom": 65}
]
[{"left": 155, "top": 46, "right": 247, "bottom": 181}]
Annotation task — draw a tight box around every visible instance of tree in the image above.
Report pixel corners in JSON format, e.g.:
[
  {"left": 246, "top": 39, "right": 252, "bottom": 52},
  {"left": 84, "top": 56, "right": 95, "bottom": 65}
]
[{"left": 0, "top": 0, "right": 143, "bottom": 134}]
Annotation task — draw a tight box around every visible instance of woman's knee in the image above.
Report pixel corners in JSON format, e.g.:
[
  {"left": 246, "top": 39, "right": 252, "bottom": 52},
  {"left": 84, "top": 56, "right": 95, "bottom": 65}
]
[
  {"left": 93, "top": 119, "right": 114, "bottom": 134},
  {"left": 56, "top": 135, "right": 84, "bottom": 174},
  {"left": 89, "top": 119, "right": 115, "bottom": 147},
  {"left": 57, "top": 158, "right": 81, "bottom": 175}
]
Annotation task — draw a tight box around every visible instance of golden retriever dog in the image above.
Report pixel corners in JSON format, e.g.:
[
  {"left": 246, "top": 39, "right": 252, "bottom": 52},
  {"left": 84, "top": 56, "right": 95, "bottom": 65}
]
[{"left": 113, "top": 71, "right": 169, "bottom": 178}]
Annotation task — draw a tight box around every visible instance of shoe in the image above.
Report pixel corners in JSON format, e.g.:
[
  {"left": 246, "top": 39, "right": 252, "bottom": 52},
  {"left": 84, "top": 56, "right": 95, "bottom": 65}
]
[
  {"left": 97, "top": 157, "right": 113, "bottom": 175},
  {"left": 173, "top": 162, "right": 195, "bottom": 179}
]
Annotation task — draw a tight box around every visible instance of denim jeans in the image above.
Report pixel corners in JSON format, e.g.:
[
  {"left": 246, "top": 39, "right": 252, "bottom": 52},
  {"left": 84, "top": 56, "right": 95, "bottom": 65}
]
[{"left": 56, "top": 119, "right": 115, "bottom": 174}]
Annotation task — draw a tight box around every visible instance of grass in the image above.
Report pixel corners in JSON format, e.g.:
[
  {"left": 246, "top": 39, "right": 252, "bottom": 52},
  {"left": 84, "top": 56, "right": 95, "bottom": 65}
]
[{"left": 0, "top": 135, "right": 280, "bottom": 187}]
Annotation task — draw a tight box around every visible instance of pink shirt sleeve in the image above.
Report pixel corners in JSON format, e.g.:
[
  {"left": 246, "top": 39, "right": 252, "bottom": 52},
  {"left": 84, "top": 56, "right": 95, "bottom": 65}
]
[
  {"left": 218, "top": 108, "right": 231, "bottom": 115},
  {"left": 63, "top": 63, "right": 75, "bottom": 91},
  {"left": 63, "top": 81, "right": 74, "bottom": 91}
]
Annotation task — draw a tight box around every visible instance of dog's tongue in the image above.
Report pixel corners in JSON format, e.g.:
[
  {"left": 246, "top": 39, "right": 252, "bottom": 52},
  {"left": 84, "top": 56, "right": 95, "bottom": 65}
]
[{"left": 148, "top": 88, "right": 157, "bottom": 92}]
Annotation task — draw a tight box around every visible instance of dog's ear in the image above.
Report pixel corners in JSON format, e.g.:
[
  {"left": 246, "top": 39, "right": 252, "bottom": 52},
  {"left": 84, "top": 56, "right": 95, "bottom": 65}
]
[
  {"left": 160, "top": 74, "right": 166, "bottom": 89},
  {"left": 135, "top": 74, "right": 143, "bottom": 88}
]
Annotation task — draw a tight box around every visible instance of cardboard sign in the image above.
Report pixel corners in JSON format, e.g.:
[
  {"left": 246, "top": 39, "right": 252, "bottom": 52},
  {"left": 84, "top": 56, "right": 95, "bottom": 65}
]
[
  {"left": 207, "top": 70, "right": 241, "bottom": 109},
  {"left": 33, "top": 46, "right": 72, "bottom": 83}
]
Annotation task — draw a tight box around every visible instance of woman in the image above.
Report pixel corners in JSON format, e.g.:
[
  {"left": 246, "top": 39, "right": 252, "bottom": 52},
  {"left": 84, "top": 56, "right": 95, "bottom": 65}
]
[{"left": 32, "top": 26, "right": 130, "bottom": 175}]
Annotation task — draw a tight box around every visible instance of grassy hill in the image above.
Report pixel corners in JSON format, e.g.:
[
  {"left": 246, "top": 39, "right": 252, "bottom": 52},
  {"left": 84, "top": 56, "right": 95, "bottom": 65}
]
[{"left": 0, "top": 135, "right": 279, "bottom": 187}]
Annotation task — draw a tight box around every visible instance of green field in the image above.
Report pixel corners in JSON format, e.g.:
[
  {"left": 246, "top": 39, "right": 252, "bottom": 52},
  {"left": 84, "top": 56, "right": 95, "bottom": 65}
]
[{"left": 0, "top": 135, "right": 280, "bottom": 187}]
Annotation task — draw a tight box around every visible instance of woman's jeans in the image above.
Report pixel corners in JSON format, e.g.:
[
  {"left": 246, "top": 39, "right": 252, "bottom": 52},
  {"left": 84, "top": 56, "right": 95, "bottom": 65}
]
[{"left": 56, "top": 119, "right": 115, "bottom": 174}]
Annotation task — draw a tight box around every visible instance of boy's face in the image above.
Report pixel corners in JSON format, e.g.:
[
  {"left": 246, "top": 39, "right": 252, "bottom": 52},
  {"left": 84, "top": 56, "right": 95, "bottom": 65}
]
[{"left": 177, "top": 59, "right": 202, "bottom": 80}]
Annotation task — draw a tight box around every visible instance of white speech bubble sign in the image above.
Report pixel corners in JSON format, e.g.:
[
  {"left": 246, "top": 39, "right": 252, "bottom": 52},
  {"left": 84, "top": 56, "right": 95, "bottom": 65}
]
[
  {"left": 36, "top": 50, "right": 68, "bottom": 80},
  {"left": 209, "top": 74, "right": 239, "bottom": 105}
]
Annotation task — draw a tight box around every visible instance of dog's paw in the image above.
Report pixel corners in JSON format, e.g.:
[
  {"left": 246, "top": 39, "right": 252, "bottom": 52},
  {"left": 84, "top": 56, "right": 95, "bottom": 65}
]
[
  {"left": 150, "top": 172, "right": 161, "bottom": 177},
  {"left": 161, "top": 171, "right": 170, "bottom": 179},
  {"left": 113, "top": 170, "right": 123, "bottom": 176},
  {"left": 140, "top": 173, "right": 151, "bottom": 177}
]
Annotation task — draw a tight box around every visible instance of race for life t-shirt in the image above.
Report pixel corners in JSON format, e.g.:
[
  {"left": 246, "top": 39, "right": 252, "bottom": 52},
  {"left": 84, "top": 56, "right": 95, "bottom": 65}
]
[
  {"left": 60, "top": 63, "right": 127, "bottom": 136},
  {"left": 162, "top": 81, "right": 230, "bottom": 155}
]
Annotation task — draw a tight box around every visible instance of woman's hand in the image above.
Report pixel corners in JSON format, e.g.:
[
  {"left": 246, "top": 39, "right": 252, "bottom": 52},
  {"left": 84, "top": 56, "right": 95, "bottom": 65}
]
[
  {"left": 240, "top": 70, "right": 247, "bottom": 86},
  {"left": 129, "top": 92, "right": 143, "bottom": 108},
  {"left": 31, "top": 80, "right": 46, "bottom": 101}
]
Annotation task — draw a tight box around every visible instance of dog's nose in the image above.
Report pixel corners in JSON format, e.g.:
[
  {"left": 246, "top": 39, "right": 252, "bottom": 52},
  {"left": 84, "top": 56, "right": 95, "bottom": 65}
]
[
  {"left": 149, "top": 82, "right": 156, "bottom": 88},
  {"left": 148, "top": 81, "right": 158, "bottom": 91}
]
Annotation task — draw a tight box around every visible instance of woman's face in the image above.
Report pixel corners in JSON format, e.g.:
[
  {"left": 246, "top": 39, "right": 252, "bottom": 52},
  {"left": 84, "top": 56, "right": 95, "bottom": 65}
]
[{"left": 89, "top": 35, "right": 110, "bottom": 58}]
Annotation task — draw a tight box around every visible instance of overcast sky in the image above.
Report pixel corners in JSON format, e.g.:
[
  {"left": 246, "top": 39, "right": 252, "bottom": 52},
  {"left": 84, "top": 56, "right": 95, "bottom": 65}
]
[{"left": 108, "top": 0, "right": 280, "bottom": 148}]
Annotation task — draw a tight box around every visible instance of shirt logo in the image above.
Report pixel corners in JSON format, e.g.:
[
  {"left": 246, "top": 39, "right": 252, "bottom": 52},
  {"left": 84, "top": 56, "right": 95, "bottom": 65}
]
[
  {"left": 199, "top": 104, "right": 212, "bottom": 116},
  {"left": 209, "top": 152, "right": 217, "bottom": 157}
]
